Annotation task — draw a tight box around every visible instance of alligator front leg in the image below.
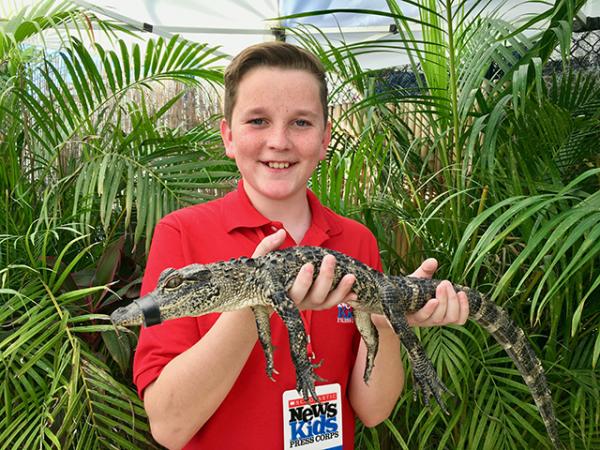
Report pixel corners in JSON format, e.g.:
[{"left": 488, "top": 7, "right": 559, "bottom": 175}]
[
  {"left": 380, "top": 283, "right": 451, "bottom": 413},
  {"left": 270, "top": 290, "right": 323, "bottom": 401},
  {"left": 354, "top": 310, "right": 379, "bottom": 384},
  {"left": 251, "top": 305, "right": 278, "bottom": 381}
]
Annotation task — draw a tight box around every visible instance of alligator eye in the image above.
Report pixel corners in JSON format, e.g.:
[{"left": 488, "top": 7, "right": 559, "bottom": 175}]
[{"left": 164, "top": 275, "right": 183, "bottom": 289}]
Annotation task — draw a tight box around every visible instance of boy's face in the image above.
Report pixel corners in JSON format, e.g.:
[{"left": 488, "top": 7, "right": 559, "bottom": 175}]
[{"left": 221, "top": 67, "right": 331, "bottom": 206}]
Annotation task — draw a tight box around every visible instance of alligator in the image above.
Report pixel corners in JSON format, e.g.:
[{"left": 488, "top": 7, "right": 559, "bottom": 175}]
[{"left": 111, "top": 246, "right": 562, "bottom": 449}]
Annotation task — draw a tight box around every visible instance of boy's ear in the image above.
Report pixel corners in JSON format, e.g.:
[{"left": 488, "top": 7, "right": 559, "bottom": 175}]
[
  {"left": 220, "top": 119, "right": 235, "bottom": 159},
  {"left": 319, "top": 120, "right": 332, "bottom": 160}
]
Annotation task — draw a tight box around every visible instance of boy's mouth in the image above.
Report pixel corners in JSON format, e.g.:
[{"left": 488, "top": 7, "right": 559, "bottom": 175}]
[{"left": 264, "top": 161, "right": 294, "bottom": 169}]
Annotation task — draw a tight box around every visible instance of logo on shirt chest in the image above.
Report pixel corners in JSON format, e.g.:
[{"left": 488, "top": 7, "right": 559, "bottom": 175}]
[{"left": 336, "top": 303, "right": 354, "bottom": 323}]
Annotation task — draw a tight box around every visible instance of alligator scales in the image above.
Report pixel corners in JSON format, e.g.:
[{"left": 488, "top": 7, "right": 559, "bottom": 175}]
[{"left": 111, "top": 246, "right": 562, "bottom": 448}]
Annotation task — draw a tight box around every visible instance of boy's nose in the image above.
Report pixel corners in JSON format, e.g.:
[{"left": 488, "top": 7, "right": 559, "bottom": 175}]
[{"left": 266, "top": 126, "right": 291, "bottom": 150}]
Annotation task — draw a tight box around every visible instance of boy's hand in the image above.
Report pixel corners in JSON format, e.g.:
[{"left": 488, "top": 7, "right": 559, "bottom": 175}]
[
  {"left": 252, "top": 230, "right": 355, "bottom": 311},
  {"left": 405, "top": 258, "right": 469, "bottom": 327},
  {"left": 288, "top": 254, "right": 356, "bottom": 311},
  {"left": 252, "top": 234, "right": 467, "bottom": 326}
]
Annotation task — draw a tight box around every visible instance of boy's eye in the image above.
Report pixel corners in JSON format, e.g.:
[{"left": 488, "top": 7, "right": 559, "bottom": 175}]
[
  {"left": 249, "top": 118, "right": 265, "bottom": 125},
  {"left": 295, "top": 119, "right": 310, "bottom": 127}
]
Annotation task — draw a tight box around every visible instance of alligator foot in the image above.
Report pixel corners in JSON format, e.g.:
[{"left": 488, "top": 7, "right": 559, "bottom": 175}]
[
  {"left": 355, "top": 311, "right": 379, "bottom": 385},
  {"left": 412, "top": 362, "right": 452, "bottom": 414},
  {"left": 381, "top": 285, "right": 452, "bottom": 413},
  {"left": 296, "top": 359, "right": 325, "bottom": 402},
  {"left": 252, "top": 306, "right": 279, "bottom": 380},
  {"left": 267, "top": 367, "right": 280, "bottom": 382}
]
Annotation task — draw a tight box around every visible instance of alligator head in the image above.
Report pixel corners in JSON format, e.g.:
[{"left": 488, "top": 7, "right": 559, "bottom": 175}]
[{"left": 110, "top": 264, "right": 220, "bottom": 327}]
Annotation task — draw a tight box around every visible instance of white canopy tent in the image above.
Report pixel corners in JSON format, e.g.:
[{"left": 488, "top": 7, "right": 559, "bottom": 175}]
[
  {"left": 6, "top": 0, "right": 600, "bottom": 69},
  {"left": 63, "top": 0, "right": 600, "bottom": 69},
  {"left": 68, "top": 0, "right": 417, "bottom": 68}
]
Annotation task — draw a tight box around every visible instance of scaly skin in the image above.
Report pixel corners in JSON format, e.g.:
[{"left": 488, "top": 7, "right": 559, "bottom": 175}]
[{"left": 111, "top": 246, "right": 563, "bottom": 449}]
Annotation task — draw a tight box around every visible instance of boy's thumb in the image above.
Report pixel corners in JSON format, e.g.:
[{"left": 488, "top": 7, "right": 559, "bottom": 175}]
[{"left": 252, "top": 229, "right": 286, "bottom": 257}]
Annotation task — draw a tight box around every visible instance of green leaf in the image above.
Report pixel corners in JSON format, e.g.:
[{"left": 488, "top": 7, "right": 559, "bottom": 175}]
[{"left": 101, "top": 329, "right": 132, "bottom": 374}]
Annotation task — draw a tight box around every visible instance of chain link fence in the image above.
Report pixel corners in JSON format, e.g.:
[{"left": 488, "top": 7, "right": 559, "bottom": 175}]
[
  {"left": 354, "top": 26, "right": 600, "bottom": 102},
  {"left": 546, "top": 29, "right": 600, "bottom": 73}
]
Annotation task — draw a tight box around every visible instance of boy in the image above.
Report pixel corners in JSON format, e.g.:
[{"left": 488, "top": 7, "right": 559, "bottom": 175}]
[{"left": 133, "top": 42, "right": 469, "bottom": 449}]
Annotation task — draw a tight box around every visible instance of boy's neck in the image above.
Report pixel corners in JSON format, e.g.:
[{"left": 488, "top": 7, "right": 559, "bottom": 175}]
[{"left": 244, "top": 186, "right": 312, "bottom": 244}]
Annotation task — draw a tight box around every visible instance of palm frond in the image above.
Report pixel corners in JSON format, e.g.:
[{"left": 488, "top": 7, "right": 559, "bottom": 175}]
[
  {"left": 5, "top": 34, "right": 235, "bottom": 249},
  {"left": 0, "top": 222, "right": 155, "bottom": 448}
]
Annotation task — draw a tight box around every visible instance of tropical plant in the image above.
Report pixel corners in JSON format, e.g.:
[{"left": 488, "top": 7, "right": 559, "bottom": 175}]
[
  {"left": 0, "top": 1, "right": 237, "bottom": 447},
  {"left": 2, "top": 0, "right": 598, "bottom": 448},
  {"left": 286, "top": 0, "right": 599, "bottom": 448},
  {"left": 0, "top": 217, "right": 154, "bottom": 448}
]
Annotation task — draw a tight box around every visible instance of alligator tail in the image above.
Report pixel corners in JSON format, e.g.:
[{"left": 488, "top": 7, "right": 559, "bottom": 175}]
[
  {"left": 392, "top": 276, "right": 562, "bottom": 449},
  {"left": 466, "top": 288, "right": 563, "bottom": 449}
]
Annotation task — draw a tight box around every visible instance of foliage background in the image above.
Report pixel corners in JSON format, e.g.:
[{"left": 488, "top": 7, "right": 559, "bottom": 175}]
[{"left": 0, "top": 0, "right": 598, "bottom": 448}]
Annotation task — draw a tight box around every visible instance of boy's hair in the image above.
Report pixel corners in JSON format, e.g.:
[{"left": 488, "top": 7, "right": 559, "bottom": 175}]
[{"left": 223, "top": 41, "right": 328, "bottom": 124}]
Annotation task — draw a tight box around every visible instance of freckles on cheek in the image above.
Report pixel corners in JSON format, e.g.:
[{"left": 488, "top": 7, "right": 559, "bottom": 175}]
[{"left": 237, "top": 133, "right": 259, "bottom": 148}]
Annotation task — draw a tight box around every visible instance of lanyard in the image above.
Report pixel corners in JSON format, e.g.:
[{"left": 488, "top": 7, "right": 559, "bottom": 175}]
[{"left": 300, "top": 310, "right": 315, "bottom": 360}]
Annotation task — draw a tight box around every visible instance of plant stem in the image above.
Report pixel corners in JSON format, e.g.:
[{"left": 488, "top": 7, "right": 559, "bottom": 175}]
[
  {"left": 444, "top": 0, "right": 462, "bottom": 239},
  {"left": 445, "top": 1, "right": 461, "bottom": 165}
]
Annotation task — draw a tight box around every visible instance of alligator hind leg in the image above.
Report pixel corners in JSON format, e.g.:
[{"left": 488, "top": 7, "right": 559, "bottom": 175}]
[
  {"left": 381, "top": 283, "right": 451, "bottom": 413},
  {"left": 251, "top": 305, "right": 278, "bottom": 380},
  {"left": 270, "top": 290, "right": 323, "bottom": 401},
  {"left": 354, "top": 310, "right": 379, "bottom": 384}
]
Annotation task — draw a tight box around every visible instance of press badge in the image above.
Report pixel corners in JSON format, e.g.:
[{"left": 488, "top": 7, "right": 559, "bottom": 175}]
[{"left": 282, "top": 383, "right": 343, "bottom": 450}]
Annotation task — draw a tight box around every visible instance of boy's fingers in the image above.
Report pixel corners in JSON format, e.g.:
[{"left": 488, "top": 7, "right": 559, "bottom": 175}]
[
  {"left": 315, "top": 273, "right": 355, "bottom": 310},
  {"left": 252, "top": 229, "right": 286, "bottom": 257},
  {"left": 434, "top": 283, "right": 470, "bottom": 325},
  {"left": 430, "top": 281, "right": 452, "bottom": 324},
  {"left": 291, "top": 256, "right": 356, "bottom": 310},
  {"left": 409, "top": 258, "right": 438, "bottom": 279},
  {"left": 457, "top": 292, "right": 470, "bottom": 325},
  {"left": 406, "top": 298, "right": 438, "bottom": 326},
  {"left": 303, "top": 255, "right": 337, "bottom": 306},
  {"left": 407, "top": 283, "right": 470, "bottom": 327},
  {"left": 444, "top": 290, "right": 460, "bottom": 323},
  {"left": 288, "top": 263, "right": 314, "bottom": 305},
  {"left": 343, "top": 290, "right": 358, "bottom": 304}
]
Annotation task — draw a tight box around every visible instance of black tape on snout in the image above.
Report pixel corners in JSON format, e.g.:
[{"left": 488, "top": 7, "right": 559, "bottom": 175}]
[{"left": 134, "top": 296, "right": 162, "bottom": 327}]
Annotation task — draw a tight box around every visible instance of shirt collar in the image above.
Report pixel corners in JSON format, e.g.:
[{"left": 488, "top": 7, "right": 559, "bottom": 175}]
[
  {"left": 221, "top": 180, "right": 271, "bottom": 232},
  {"left": 221, "top": 180, "right": 342, "bottom": 244}
]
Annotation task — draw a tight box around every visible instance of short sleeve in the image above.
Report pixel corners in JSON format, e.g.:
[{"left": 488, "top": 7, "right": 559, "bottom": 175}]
[
  {"left": 133, "top": 219, "right": 201, "bottom": 398},
  {"left": 367, "top": 233, "right": 383, "bottom": 272}
]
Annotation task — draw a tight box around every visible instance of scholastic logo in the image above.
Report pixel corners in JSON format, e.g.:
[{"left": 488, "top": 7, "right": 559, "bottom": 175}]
[
  {"left": 287, "top": 394, "right": 339, "bottom": 447},
  {"left": 337, "top": 303, "right": 354, "bottom": 323}
]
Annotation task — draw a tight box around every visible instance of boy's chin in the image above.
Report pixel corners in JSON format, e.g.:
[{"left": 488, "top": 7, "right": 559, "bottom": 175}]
[
  {"left": 262, "top": 188, "right": 302, "bottom": 201},
  {"left": 251, "top": 183, "right": 307, "bottom": 202}
]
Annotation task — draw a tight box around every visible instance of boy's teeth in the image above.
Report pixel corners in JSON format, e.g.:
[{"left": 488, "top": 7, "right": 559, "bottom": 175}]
[{"left": 267, "top": 162, "right": 290, "bottom": 169}]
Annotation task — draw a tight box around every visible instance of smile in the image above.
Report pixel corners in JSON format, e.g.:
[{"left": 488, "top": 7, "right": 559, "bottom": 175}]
[{"left": 265, "top": 161, "right": 292, "bottom": 169}]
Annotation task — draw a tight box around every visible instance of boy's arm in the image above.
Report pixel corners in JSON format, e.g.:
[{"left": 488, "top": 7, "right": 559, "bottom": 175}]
[
  {"left": 347, "top": 259, "right": 469, "bottom": 426},
  {"left": 144, "top": 307, "right": 259, "bottom": 449},
  {"left": 142, "top": 232, "right": 289, "bottom": 449}
]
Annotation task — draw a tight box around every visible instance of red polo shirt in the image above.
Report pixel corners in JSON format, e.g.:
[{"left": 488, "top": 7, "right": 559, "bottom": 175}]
[{"left": 133, "top": 181, "right": 382, "bottom": 449}]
